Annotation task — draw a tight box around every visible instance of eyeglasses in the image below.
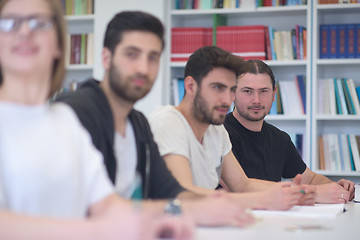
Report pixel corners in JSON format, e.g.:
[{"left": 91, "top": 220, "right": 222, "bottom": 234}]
[{"left": 0, "top": 15, "right": 54, "bottom": 33}]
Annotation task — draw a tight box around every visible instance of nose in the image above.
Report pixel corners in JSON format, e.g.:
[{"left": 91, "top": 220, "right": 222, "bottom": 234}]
[
  {"left": 222, "top": 90, "right": 233, "bottom": 106},
  {"left": 136, "top": 56, "right": 149, "bottom": 75},
  {"left": 17, "top": 20, "right": 32, "bottom": 36},
  {"left": 252, "top": 92, "right": 261, "bottom": 103}
]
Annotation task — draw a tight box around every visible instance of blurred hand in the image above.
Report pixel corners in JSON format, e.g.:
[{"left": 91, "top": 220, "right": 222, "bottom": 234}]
[
  {"left": 261, "top": 181, "right": 303, "bottom": 210},
  {"left": 337, "top": 179, "right": 355, "bottom": 200},
  {"left": 291, "top": 174, "right": 317, "bottom": 206},
  {"left": 315, "top": 182, "right": 352, "bottom": 203},
  {"left": 92, "top": 199, "right": 194, "bottom": 240},
  {"left": 183, "top": 191, "right": 255, "bottom": 227}
]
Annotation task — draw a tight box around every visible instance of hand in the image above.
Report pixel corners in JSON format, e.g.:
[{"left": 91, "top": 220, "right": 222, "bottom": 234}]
[
  {"left": 297, "top": 184, "right": 317, "bottom": 206},
  {"left": 291, "top": 174, "right": 317, "bottom": 206},
  {"left": 315, "top": 182, "right": 352, "bottom": 203},
  {"left": 183, "top": 191, "right": 255, "bottom": 227},
  {"left": 337, "top": 179, "right": 355, "bottom": 200},
  {"left": 93, "top": 200, "right": 194, "bottom": 240},
  {"left": 261, "top": 182, "right": 304, "bottom": 210}
]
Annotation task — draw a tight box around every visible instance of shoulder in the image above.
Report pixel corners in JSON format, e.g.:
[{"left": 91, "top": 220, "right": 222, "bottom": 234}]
[
  {"left": 149, "top": 105, "right": 186, "bottom": 127},
  {"left": 55, "top": 79, "right": 105, "bottom": 111},
  {"left": 263, "top": 121, "right": 292, "bottom": 140}
]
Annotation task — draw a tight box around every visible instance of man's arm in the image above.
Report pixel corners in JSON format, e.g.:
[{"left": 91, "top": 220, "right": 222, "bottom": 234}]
[
  {"left": 300, "top": 167, "right": 355, "bottom": 203},
  {"left": 163, "top": 152, "right": 312, "bottom": 210}
]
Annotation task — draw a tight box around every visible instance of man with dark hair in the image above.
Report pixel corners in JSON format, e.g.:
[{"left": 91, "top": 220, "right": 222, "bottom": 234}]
[
  {"left": 150, "top": 46, "right": 317, "bottom": 210},
  {"left": 223, "top": 59, "right": 355, "bottom": 203},
  {"left": 57, "top": 11, "right": 253, "bottom": 227}
]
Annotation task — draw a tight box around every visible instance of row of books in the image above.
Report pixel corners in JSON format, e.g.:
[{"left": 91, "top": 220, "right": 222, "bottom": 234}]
[
  {"left": 318, "top": 0, "right": 360, "bottom": 4},
  {"left": 318, "top": 134, "right": 360, "bottom": 172},
  {"left": 317, "top": 78, "right": 360, "bottom": 115},
  {"left": 266, "top": 25, "right": 307, "bottom": 60},
  {"left": 174, "top": 0, "right": 306, "bottom": 9},
  {"left": 66, "top": 33, "right": 94, "bottom": 65},
  {"left": 171, "top": 25, "right": 306, "bottom": 61},
  {"left": 257, "top": 0, "right": 307, "bottom": 6},
  {"left": 319, "top": 23, "right": 360, "bottom": 59},
  {"left": 269, "top": 75, "right": 306, "bottom": 115},
  {"left": 61, "top": 0, "right": 94, "bottom": 16}
]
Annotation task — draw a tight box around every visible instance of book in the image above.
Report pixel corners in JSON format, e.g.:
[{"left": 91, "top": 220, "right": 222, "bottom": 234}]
[
  {"left": 322, "top": 134, "right": 332, "bottom": 170},
  {"left": 329, "top": 24, "right": 337, "bottom": 58},
  {"left": 328, "top": 133, "right": 341, "bottom": 171},
  {"left": 346, "top": 79, "right": 360, "bottom": 115},
  {"left": 340, "top": 134, "right": 352, "bottom": 172},
  {"left": 171, "top": 27, "right": 211, "bottom": 61},
  {"left": 264, "top": 26, "right": 272, "bottom": 60},
  {"left": 319, "top": 24, "right": 329, "bottom": 58},
  {"left": 281, "top": 31, "right": 294, "bottom": 60},
  {"left": 216, "top": 25, "right": 266, "bottom": 60},
  {"left": 278, "top": 80, "right": 303, "bottom": 116},
  {"left": 337, "top": 24, "right": 347, "bottom": 58},
  {"left": 349, "top": 134, "right": 360, "bottom": 171},
  {"left": 333, "top": 78, "right": 343, "bottom": 114},
  {"left": 346, "top": 24, "right": 356, "bottom": 58},
  {"left": 356, "top": 86, "right": 360, "bottom": 103},
  {"left": 336, "top": 78, "right": 348, "bottom": 115},
  {"left": 317, "top": 79, "right": 324, "bottom": 114},
  {"left": 295, "top": 75, "right": 306, "bottom": 114},
  {"left": 341, "top": 78, "right": 355, "bottom": 114},
  {"left": 348, "top": 135, "right": 356, "bottom": 171},
  {"left": 269, "top": 26, "right": 276, "bottom": 60},
  {"left": 356, "top": 24, "right": 360, "bottom": 58},
  {"left": 327, "top": 78, "right": 337, "bottom": 115},
  {"left": 273, "top": 30, "right": 283, "bottom": 60}
]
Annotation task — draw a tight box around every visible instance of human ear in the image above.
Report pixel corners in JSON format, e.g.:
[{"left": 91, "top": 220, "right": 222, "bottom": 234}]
[
  {"left": 102, "top": 48, "right": 112, "bottom": 70},
  {"left": 184, "top": 76, "right": 197, "bottom": 96}
]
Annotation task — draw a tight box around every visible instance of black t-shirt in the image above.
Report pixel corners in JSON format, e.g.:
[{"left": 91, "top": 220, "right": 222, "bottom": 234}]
[{"left": 224, "top": 113, "right": 306, "bottom": 182}]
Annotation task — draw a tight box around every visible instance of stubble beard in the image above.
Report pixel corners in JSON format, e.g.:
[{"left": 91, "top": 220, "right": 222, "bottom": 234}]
[
  {"left": 108, "top": 61, "right": 151, "bottom": 103},
  {"left": 192, "top": 90, "right": 228, "bottom": 125}
]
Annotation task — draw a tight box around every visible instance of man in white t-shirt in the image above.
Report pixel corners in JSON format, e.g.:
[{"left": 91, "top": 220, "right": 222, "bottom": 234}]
[{"left": 150, "top": 46, "right": 317, "bottom": 210}]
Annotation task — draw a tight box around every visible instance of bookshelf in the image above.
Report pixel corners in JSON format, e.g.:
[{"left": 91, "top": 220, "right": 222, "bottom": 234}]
[
  {"left": 312, "top": 2, "right": 360, "bottom": 181},
  {"left": 165, "top": 0, "right": 311, "bottom": 168},
  {"left": 63, "top": 1, "right": 95, "bottom": 91},
  {"left": 165, "top": 0, "right": 360, "bottom": 182}
]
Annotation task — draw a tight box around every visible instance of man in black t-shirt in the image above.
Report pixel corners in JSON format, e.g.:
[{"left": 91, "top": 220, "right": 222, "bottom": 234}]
[{"left": 224, "top": 59, "right": 355, "bottom": 203}]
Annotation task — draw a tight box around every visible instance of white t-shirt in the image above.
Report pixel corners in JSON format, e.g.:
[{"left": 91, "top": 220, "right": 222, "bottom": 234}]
[
  {"left": 0, "top": 102, "right": 113, "bottom": 218},
  {"left": 149, "top": 105, "right": 232, "bottom": 190},
  {"left": 114, "top": 119, "right": 138, "bottom": 198}
]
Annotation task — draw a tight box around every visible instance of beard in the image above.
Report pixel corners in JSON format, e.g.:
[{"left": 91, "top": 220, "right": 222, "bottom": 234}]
[
  {"left": 108, "top": 60, "right": 152, "bottom": 103},
  {"left": 234, "top": 102, "right": 268, "bottom": 122},
  {"left": 192, "top": 89, "right": 229, "bottom": 125}
]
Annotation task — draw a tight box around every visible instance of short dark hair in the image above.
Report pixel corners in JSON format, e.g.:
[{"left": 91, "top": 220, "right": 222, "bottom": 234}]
[
  {"left": 184, "top": 46, "right": 244, "bottom": 87},
  {"left": 103, "top": 11, "right": 165, "bottom": 53},
  {"left": 238, "top": 60, "right": 276, "bottom": 90}
]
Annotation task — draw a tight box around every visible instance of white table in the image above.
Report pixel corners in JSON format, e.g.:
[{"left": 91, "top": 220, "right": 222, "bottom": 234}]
[{"left": 195, "top": 202, "right": 360, "bottom": 240}]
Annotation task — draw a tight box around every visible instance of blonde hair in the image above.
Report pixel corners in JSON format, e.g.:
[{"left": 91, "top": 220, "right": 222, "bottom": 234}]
[{"left": 0, "top": 0, "right": 67, "bottom": 97}]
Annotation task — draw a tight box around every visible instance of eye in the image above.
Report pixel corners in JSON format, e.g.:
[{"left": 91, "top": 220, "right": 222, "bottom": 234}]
[
  {"left": 126, "top": 50, "right": 138, "bottom": 59},
  {"left": 149, "top": 54, "right": 160, "bottom": 63},
  {"left": 0, "top": 18, "right": 17, "bottom": 32}
]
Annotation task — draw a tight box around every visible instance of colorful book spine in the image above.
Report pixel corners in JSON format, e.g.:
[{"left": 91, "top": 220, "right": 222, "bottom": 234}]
[
  {"left": 337, "top": 24, "right": 347, "bottom": 58},
  {"left": 328, "top": 24, "right": 337, "bottom": 58},
  {"left": 320, "top": 25, "right": 329, "bottom": 59},
  {"left": 346, "top": 24, "right": 356, "bottom": 58},
  {"left": 216, "top": 25, "right": 266, "bottom": 60}
]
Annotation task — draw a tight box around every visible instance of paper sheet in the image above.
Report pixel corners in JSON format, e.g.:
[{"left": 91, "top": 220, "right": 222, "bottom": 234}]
[{"left": 252, "top": 203, "right": 345, "bottom": 219}]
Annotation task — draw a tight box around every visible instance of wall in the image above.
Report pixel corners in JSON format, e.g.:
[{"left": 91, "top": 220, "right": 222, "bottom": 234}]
[{"left": 94, "top": 0, "right": 166, "bottom": 117}]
